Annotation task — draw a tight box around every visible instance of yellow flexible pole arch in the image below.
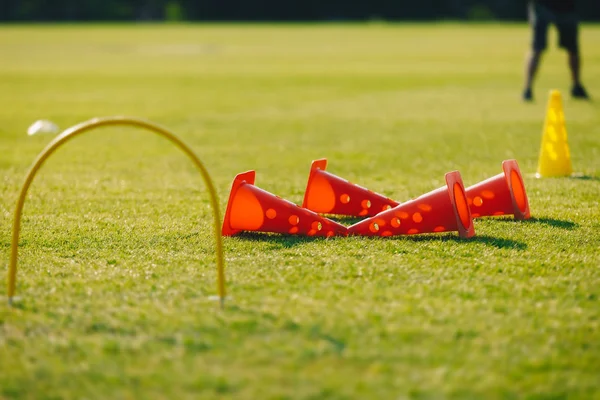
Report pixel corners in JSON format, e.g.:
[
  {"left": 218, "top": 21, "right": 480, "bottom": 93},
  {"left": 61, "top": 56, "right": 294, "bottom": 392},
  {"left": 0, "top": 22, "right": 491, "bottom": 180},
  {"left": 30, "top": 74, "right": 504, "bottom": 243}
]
[{"left": 7, "top": 117, "right": 226, "bottom": 308}]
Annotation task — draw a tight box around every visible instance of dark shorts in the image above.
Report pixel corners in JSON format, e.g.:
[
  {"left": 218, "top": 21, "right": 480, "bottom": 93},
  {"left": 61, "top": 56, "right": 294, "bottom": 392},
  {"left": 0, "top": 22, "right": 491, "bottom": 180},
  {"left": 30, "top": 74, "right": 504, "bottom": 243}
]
[{"left": 529, "top": 3, "right": 579, "bottom": 53}]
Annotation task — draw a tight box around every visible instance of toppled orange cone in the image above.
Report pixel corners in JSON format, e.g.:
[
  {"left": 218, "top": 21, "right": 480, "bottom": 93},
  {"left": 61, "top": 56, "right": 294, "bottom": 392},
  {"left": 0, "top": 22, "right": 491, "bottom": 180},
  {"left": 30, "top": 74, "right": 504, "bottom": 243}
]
[
  {"left": 465, "top": 159, "right": 530, "bottom": 220},
  {"left": 302, "top": 159, "right": 398, "bottom": 217},
  {"left": 348, "top": 171, "right": 475, "bottom": 238},
  {"left": 222, "top": 171, "right": 347, "bottom": 237}
]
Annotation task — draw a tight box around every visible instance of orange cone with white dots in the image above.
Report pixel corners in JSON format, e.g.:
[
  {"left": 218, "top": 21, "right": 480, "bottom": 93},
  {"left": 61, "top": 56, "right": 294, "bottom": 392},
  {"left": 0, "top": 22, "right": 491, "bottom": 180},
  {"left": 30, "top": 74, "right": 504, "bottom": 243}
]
[
  {"left": 465, "top": 159, "right": 530, "bottom": 220},
  {"left": 222, "top": 170, "right": 347, "bottom": 237},
  {"left": 302, "top": 158, "right": 399, "bottom": 217},
  {"left": 348, "top": 171, "right": 475, "bottom": 238}
]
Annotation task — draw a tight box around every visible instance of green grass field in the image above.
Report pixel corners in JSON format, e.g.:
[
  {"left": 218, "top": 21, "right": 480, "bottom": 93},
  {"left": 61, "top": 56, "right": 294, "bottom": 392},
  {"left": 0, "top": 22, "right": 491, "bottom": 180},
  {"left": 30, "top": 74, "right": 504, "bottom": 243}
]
[{"left": 1, "top": 23, "right": 599, "bottom": 399}]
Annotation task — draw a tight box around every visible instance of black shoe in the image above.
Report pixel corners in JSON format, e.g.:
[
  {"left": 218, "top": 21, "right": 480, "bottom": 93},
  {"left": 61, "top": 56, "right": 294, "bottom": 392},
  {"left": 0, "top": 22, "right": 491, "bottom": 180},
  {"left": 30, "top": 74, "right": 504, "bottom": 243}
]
[
  {"left": 523, "top": 87, "right": 533, "bottom": 102},
  {"left": 571, "top": 84, "right": 590, "bottom": 99}
]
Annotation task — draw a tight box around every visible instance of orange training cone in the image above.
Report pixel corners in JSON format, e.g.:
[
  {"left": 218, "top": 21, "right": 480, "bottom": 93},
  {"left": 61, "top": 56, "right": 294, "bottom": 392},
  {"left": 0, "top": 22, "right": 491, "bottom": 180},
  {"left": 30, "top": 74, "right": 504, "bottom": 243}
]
[
  {"left": 222, "top": 171, "right": 348, "bottom": 237},
  {"left": 348, "top": 171, "right": 475, "bottom": 238},
  {"left": 465, "top": 159, "right": 530, "bottom": 220},
  {"left": 302, "top": 159, "right": 399, "bottom": 217}
]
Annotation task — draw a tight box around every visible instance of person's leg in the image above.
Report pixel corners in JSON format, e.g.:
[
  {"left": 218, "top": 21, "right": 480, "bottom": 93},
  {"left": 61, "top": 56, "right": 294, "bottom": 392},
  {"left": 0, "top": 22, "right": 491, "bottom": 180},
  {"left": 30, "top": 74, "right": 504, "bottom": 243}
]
[
  {"left": 568, "top": 51, "right": 581, "bottom": 86},
  {"left": 523, "top": 3, "right": 548, "bottom": 101},
  {"left": 557, "top": 16, "right": 590, "bottom": 98},
  {"left": 569, "top": 52, "right": 589, "bottom": 99},
  {"left": 524, "top": 50, "right": 543, "bottom": 100}
]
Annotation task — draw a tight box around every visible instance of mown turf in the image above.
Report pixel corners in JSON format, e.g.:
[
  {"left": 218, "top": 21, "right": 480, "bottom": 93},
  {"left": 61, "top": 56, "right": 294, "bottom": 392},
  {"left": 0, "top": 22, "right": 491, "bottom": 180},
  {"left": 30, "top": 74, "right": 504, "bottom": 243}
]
[{"left": 0, "top": 23, "right": 599, "bottom": 399}]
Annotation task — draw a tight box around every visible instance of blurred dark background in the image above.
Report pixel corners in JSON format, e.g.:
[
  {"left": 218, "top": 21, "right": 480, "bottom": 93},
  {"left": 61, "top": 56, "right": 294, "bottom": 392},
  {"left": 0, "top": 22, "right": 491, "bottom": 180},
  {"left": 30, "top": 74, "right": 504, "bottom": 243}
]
[{"left": 1, "top": 0, "right": 600, "bottom": 22}]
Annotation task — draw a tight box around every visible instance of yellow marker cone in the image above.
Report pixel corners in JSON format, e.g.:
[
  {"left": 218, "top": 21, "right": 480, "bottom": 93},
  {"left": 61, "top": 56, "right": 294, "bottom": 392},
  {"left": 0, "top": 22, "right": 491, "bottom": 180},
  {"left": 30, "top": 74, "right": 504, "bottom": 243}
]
[{"left": 536, "top": 90, "right": 573, "bottom": 178}]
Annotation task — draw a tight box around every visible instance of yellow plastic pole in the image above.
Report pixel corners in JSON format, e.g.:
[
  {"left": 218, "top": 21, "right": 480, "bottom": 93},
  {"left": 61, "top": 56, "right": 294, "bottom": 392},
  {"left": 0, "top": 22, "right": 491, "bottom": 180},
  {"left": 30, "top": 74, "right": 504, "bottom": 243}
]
[{"left": 7, "top": 117, "right": 226, "bottom": 308}]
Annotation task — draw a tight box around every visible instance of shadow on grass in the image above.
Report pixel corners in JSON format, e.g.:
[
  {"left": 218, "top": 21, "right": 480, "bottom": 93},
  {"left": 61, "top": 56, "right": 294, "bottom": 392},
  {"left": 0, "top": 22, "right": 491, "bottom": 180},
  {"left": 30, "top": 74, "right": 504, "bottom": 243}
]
[
  {"left": 523, "top": 217, "right": 578, "bottom": 230},
  {"left": 235, "top": 231, "right": 323, "bottom": 248},
  {"left": 382, "top": 233, "right": 527, "bottom": 250},
  {"left": 234, "top": 231, "right": 526, "bottom": 250},
  {"left": 569, "top": 174, "right": 600, "bottom": 182},
  {"left": 472, "top": 215, "right": 577, "bottom": 230},
  {"left": 459, "top": 235, "right": 528, "bottom": 250}
]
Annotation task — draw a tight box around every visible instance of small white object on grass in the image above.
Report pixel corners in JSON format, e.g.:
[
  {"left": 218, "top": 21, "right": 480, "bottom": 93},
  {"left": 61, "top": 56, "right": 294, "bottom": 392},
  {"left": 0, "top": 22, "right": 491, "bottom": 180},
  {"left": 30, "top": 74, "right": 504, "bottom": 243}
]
[
  {"left": 8, "top": 296, "right": 21, "bottom": 306},
  {"left": 27, "top": 120, "right": 60, "bottom": 136},
  {"left": 208, "top": 295, "right": 230, "bottom": 309}
]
